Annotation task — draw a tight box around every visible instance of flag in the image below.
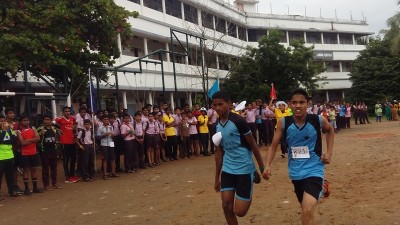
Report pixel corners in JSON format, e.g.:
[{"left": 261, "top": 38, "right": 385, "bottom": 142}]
[
  {"left": 270, "top": 83, "right": 277, "bottom": 100},
  {"left": 208, "top": 79, "right": 219, "bottom": 99}
]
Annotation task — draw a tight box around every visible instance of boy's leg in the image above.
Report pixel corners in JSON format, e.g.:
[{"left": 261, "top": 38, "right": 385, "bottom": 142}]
[
  {"left": 221, "top": 191, "right": 238, "bottom": 225},
  {"left": 49, "top": 151, "right": 58, "bottom": 187},
  {"left": 40, "top": 151, "right": 50, "bottom": 188},
  {"left": 88, "top": 146, "right": 95, "bottom": 178},
  {"left": 68, "top": 144, "right": 77, "bottom": 178},
  {"left": 80, "top": 147, "right": 89, "bottom": 179},
  {"left": 30, "top": 155, "right": 44, "bottom": 193},
  {"left": 301, "top": 192, "right": 318, "bottom": 225},
  {"left": 61, "top": 144, "right": 70, "bottom": 180}
]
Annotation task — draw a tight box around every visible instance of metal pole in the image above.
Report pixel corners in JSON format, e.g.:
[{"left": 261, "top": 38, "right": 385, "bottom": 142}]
[
  {"left": 115, "top": 70, "right": 120, "bottom": 113},
  {"left": 160, "top": 52, "right": 166, "bottom": 104},
  {"left": 95, "top": 69, "right": 101, "bottom": 111},
  {"left": 200, "top": 39, "right": 207, "bottom": 105},
  {"left": 170, "top": 30, "right": 178, "bottom": 108},
  {"left": 23, "top": 59, "right": 31, "bottom": 115},
  {"left": 63, "top": 67, "right": 68, "bottom": 93}
]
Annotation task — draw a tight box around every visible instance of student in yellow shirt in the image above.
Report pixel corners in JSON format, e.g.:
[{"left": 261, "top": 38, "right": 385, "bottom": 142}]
[
  {"left": 198, "top": 107, "right": 210, "bottom": 156},
  {"left": 163, "top": 107, "right": 178, "bottom": 161},
  {"left": 269, "top": 99, "right": 290, "bottom": 158}
]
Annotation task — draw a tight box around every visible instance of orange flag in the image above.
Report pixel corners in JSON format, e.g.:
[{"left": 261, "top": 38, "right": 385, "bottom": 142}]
[{"left": 270, "top": 83, "right": 277, "bottom": 100}]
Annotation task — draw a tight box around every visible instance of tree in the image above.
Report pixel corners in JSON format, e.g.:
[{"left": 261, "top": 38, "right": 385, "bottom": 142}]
[
  {"left": 221, "top": 30, "right": 325, "bottom": 102},
  {"left": 347, "top": 38, "right": 400, "bottom": 107},
  {"left": 383, "top": 0, "right": 400, "bottom": 54},
  {"left": 0, "top": 0, "right": 138, "bottom": 95}
]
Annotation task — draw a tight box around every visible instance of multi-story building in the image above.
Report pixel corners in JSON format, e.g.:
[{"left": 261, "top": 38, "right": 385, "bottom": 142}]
[{"left": 2, "top": 0, "right": 372, "bottom": 114}]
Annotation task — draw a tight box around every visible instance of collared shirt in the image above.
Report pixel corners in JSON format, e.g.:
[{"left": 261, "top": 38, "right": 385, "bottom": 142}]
[
  {"left": 112, "top": 119, "right": 121, "bottom": 136},
  {"left": 120, "top": 123, "right": 135, "bottom": 141},
  {"left": 75, "top": 113, "right": 92, "bottom": 130},
  {"left": 198, "top": 115, "right": 209, "bottom": 134},
  {"left": 133, "top": 120, "right": 144, "bottom": 137},
  {"left": 97, "top": 125, "right": 114, "bottom": 146},
  {"left": 55, "top": 116, "right": 76, "bottom": 144},
  {"left": 157, "top": 121, "right": 165, "bottom": 134},
  {"left": 187, "top": 117, "right": 198, "bottom": 134},
  {"left": 77, "top": 129, "right": 93, "bottom": 145},
  {"left": 245, "top": 108, "right": 256, "bottom": 123},
  {"left": 207, "top": 109, "right": 218, "bottom": 124},
  {"left": 162, "top": 114, "right": 176, "bottom": 136},
  {"left": 145, "top": 121, "right": 159, "bottom": 135},
  {"left": 261, "top": 107, "right": 273, "bottom": 120},
  {"left": 172, "top": 114, "right": 181, "bottom": 135}
]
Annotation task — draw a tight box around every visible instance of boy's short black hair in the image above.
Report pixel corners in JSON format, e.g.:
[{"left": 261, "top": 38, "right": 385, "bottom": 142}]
[
  {"left": 42, "top": 114, "right": 53, "bottom": 120},
  {"left": 79, "top": 107, "right": 87, "bottom": 113},
  {"left": 134, "top": 111, "right": 142, "bottom": 117},
  {"left": 289, "top": 88, "right": 309, "bottom": 101},
  {"left": 62, "top": 106, "right": 71, "bottom": 112},
  {"left": 212, "top": 91, "right": 231, "bottom": 102},
  {"left": 4, "top": 108, "right": 14, "bottom": 115},
  {"left": 0, "top": 115, "right": 5, "bottom": 119},
  {"left": 101, "top": 115, "right": 109, "bottom": 120},
  {"left": 83, "top": 119, "right": 91, "bottom": 124},
  {"left": 174, "top": 107, "right": 181, "bottom": 111},
  {"left": 19, "top": 114, "right": 30, "bottom": 121}
]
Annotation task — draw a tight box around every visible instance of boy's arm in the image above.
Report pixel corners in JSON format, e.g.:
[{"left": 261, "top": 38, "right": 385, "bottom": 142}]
[
  {"left": 76, "top": 131, "right": 84, "bottom": 148},
  {"left": 31, "top": 128, "right": 41, "bottom": 143},
  {"left": 214, "top": 146, "right": 223, "bottom": 192},
  {"left": 263, "top": 118, "right": 283, "bottom": 180},
  {"left": 321, "top": 116, "right": 334, "bottom": 164},
  {"left": 16, "top": 131, "right": 30, "bottom": 146}
]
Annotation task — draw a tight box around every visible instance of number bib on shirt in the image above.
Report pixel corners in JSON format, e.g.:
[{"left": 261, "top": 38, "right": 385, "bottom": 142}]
[{"left": 291, "top": 146, "right": 310, "bottom": 159}]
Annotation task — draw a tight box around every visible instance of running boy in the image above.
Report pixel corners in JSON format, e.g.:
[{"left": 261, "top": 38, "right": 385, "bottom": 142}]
[
  {"left": 263, "top": 88, "right": 334, "bottom": 225},
  {"left": 212, "top": 91, "right": 264, "bottom": 225}
]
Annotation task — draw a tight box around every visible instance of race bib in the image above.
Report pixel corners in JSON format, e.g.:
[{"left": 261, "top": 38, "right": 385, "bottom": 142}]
[
  {"left": 291, "top": 146, "right": 310, "bottom": 159},
  {"left": 109, "top": 142, "right": 115, "bottom": 148}
]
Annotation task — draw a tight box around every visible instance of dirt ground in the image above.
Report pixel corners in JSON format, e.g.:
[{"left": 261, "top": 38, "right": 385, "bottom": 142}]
[{"left": 1, "top": 120, "right": 399, "bottom": 225}]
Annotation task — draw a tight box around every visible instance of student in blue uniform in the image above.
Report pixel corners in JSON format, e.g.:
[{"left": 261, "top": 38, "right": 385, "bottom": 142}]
[
  {"left": 263, "top": 88, "right": 334, "bottom": 225},
  {"left": 212, "top": 91, "right": 264, "bottom": 225}
]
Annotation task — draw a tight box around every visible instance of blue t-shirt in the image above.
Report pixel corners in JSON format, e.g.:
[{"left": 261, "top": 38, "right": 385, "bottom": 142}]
[
  {"left": 282, "top": 115, "right": 324, "bottom": 180},
  {"left": 339, "top": 105, "right": 345, "bottom": 117},
  {"left": 217, "top": 113, "right": 256, "bottom": 175}
]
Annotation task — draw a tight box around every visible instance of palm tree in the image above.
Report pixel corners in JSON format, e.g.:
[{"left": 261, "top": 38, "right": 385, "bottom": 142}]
[{"left": 383, "top": 0, "right": 400, "bottom": 54}]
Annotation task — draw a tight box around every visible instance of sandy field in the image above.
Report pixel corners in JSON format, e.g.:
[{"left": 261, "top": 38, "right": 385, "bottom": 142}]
[{"left": 0, "top": 120, "right": 399, "bottom": 225}]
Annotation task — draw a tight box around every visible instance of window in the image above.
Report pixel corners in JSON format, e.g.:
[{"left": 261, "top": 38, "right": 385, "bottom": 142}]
[
  {"left": 326, "top": 61, "right": 340, "bottom": 72},
  {"left": 166, "top": 0, "right": 181, "bottom": 18},
  {"left": 339, "top": 33, "right": 353, "bottom": 45},
  {"left": 323, "top": 33, "right": 338, "bottom": 44},
  {"left": 218, "top": 55, "right": 230, "bottom": 71},
  {"left": 128, "top": 0, "right": 140, "bottom": 4},
  {"left": 122, "top": 36, "right": 144, "bottom": 57},
  {"left": 184, "top": 3, "right": 198, "bottom": 24},
  {"left": 238, "top": 26, "right": 246, "bottom": 41},
  {"left": 288, "top": 31, "right": 304, "bottom": 43},
  {"left": 144, "top": 0, "right": 162, "bottom": 12},
  {"left": 306, "top": 32, "right": 322, "bottom": 44},
  {"left": 247, "top": 29, "right": 267, "bottom": 42},
  {"left": 215, "top": 17, "right": 226, "bottom": 33},
  {"left": 227, "top": 22, "right": 237, "bottom": 38},
  {"left": 342, "top": 62, "right": 352, "bottom": 72},
  {"left": 201, "top": 11, "right": 214, "bottom": 30},
  {"left": 279, "top": 30, "right": 287, "bottom": 43}
]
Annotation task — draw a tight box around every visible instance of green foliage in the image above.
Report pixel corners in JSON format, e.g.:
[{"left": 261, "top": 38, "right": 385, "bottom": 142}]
[
  {"left": 348, "top": 39, "right": 400, "bottom": 107},
  {"left": 0, "top": 0, "right": 138, "bottom": 94},
  {"left": 221, "top": 30, "right": 325, "bottom": 102}
]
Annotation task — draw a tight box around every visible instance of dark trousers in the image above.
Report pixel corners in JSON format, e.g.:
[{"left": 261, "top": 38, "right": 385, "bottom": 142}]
[
  {"left": 199, "top": 133, "right": 210, "bottom": 155},
  {"left": 353, "top": 111, "right": 359, "bottom": 124},
  {"left": 133, "top": 139, "right": 145, "bottom": 168},
  {"left": 208, "top": 124, "right": 216, "bottom": 153},
  {"left": 267, "top": 120, "right": 274, "bottom": 145},
  {"left": 79, "top": 145, "right": 95, "bottom": 179},
  {"left": 0, "top": 158, "right": 15, "bottom": 195},
  {"left": 41, "top": 150, "right": 58, "bottom": 186},
  {"left": 345, "top": 117, "right": 351, "bottom": 128},
  {"left": 61, "top": 144, "right": 77, "bottom": 179},
  {"left": 181, "top": 136, "right": 191, "bottom": 157},
  {"left": 123, "top": 140, "right": 134, "bottom": 171},
  {"left": 166, "top": 135, "right": 178, "bottom": 160},
  {"left": 247, "top": 122, "right": 257, "bottom": 142},
  {"left": 113, "top": 135, "right": 122, "bottom": 170}
]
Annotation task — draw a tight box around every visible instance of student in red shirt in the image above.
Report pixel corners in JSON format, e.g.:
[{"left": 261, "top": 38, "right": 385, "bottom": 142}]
[
  {"left": 16, "top": 115, "right": 44, "bottom": 195},
  {"left": 55, "top": 106, "right": 78, "bottom": 183}
]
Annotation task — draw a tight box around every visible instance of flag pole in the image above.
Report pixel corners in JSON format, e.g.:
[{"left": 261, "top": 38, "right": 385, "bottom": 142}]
[{"left": 88, "top": 68, "right": 97, "bottom": 173}]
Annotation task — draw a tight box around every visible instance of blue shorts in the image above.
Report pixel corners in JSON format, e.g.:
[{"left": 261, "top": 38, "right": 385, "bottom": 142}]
[{"left": 220, "top": 171, "right": 254, "bottom": 201}]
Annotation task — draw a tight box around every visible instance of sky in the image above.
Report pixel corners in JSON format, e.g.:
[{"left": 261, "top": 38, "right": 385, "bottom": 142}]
[{"left": 225, "top": 0, "right": 399, "bottom": 35}]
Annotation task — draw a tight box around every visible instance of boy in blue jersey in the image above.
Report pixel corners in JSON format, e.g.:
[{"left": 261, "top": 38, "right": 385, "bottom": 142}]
[
  {"left": 212, "top": 91, "right": 265, "bottom": 225},
  {"left": 263, "top": 88, "right": 334, "bottom": 225}
]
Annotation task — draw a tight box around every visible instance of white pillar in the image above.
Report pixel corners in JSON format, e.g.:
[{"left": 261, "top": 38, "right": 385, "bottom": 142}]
[
  {"left": 140, "top": 0, "right": 143, "bottom": 6},
  {"left": 352, "top": 34, "right": 356, "bottom": 45},
  {"left": 325, "top": 90, "right": 329, "bottom": 102},
  {"left": 170, "top": 92, "right": 175, "bottom": 110},
  {"left": 162, "top": 0, "right": 166, "bottom": 14},
  {"left": 37, "top": 101, "right": 42, "bottom": 115},
  {"left": 339, "top": 62, "right": 343, "bottom": 72},
  {"left": 236, "top": 25, "right": 239, "bottom": 39},
  {"left": 342, "top": 90, "right": 345, "bottom": 100},
  {"left": 188, "top": 92, "right": 193, "bottom": 108},
  {"left": 225, "top": 20, "right": 228, "bottom": 34},
  {"left": 286, "top": 30, "right": 289, "bottom": 43},
  {"left": 51, "top": 99, "right": 57, "bottom": 118},
  {"left": 20, "top": 97, "right": 26, "bottom": 114},
  {"left": 212, "top": 15, "right": 216, "bottom": 30},
  {"left": 143, "top": 37, "right": 148, "bottom": 55},
  {"left": 304, "top": 31, "right": 307, "bottom": 43},
  {"left": 245, "top": 28, "right": 248, "bottom": 41},
  {"left": 197, "top": 9, "right": 202, "bottom": 26},
  {"left": 117, "top": 33, "right": 122, "bottom": 64},
  {"left": 122, "top": 91, "right": 127, "bottom": 109},
  {"left": 216, "top": 55, "right": 220, "bottom": 70},
  {"left": 337, "top": 33, "right": 340, "bottom": 44},
  {"left": 165, "top": 42, "right": 170, "bottom": 62},
  {"left": 148, "top": 92, "right": 153, "bottom": 108},
  {"left": 321, "top": 33, "right": 324, "bottom": 44},
  {"left": 181, "top": 2, "right": 185, "bottom": 20}
]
